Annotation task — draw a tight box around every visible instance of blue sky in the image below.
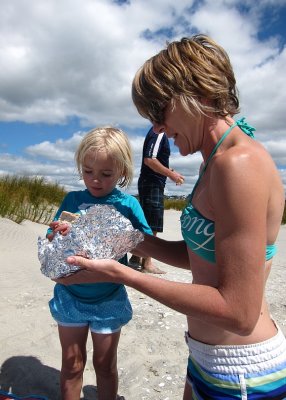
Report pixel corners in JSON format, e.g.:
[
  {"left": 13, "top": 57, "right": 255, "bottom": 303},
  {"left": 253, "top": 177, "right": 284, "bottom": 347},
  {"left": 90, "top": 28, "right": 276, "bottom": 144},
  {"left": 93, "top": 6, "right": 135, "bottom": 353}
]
[{"left": 0, "top": 0, "right": 286, "bottom": 196}]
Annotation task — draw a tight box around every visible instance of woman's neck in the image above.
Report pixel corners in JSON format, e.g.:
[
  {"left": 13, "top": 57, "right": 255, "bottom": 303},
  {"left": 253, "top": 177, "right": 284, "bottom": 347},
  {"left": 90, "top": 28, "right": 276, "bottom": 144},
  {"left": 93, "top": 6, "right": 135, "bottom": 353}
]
[{"left": 201, "top": 116, "right": 234, "bottom": 162}]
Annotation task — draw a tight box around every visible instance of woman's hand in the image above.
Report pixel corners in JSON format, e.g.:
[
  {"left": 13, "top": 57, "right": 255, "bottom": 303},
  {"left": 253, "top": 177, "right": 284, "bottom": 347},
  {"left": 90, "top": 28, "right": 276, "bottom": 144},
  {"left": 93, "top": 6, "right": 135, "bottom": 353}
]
[{"left": 53, "top": 256, "right": 127, "bottom": 285}]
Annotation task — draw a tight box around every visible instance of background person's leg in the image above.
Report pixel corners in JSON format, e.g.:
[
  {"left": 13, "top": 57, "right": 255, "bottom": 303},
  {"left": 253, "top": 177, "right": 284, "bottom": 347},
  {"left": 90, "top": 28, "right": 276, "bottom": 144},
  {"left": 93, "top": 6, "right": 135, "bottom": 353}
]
[
  {"left": 128, "top": 254, "right": 142, "bottom": 270},
  {"left": 141, "top": 231, "right": 165, "bottom": 274},
  {"left": 139, "top": 184, "right": 166, "bottom": 273}
]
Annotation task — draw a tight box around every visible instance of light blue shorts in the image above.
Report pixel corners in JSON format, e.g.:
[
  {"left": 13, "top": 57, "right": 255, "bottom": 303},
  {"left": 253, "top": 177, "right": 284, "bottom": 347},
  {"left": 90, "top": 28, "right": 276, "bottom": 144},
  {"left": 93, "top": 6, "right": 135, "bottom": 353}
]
[
  {"left": 185, "top": 324, "right": 286, "bottom": 399},
  {"left": 49, "top": 283, "right": 132, "bottom": 334}
]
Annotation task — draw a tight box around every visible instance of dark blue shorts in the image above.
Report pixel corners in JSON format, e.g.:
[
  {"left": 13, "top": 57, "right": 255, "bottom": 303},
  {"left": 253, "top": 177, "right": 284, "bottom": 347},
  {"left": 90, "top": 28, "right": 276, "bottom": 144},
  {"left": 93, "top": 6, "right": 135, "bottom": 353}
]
[{"left": 138, "top": 182, "right": 164, "bottom": 232}]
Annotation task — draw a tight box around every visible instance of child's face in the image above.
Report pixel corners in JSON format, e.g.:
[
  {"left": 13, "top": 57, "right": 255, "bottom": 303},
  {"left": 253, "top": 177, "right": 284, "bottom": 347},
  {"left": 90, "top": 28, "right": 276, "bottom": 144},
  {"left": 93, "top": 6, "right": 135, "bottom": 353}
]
[{"left": 82, "top": 150, "right": 122, "bottom": 198}]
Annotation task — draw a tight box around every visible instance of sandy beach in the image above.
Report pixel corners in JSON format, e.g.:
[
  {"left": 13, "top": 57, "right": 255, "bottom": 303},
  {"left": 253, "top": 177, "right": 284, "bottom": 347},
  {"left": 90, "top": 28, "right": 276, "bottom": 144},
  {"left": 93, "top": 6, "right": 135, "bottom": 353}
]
[{"left": 0, "top": 210, "right": 285, "bottom": 400}]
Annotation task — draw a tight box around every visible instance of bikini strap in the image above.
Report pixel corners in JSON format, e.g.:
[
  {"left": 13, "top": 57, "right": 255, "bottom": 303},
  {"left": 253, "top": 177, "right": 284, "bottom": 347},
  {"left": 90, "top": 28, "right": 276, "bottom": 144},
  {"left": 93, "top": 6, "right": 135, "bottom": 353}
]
[
  {"left": 189, "top": 117, "right": 255, "bottom": 201},
  {"left": 236, "top": 117, "right": 256, "bottom": 138}
]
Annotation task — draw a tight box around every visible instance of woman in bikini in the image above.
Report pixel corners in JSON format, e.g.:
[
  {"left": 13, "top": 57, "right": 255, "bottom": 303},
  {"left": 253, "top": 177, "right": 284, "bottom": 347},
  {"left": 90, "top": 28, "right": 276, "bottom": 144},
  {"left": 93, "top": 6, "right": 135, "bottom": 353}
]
[{"left": 56, "top": 34, "right": 286, "bottom": 399}]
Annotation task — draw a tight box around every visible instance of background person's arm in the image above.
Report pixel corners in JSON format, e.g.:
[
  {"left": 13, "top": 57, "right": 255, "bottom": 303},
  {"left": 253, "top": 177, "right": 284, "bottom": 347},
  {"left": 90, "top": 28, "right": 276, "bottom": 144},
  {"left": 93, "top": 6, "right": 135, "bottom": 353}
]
[{"left": 144, "top": 157, "right": 184, "bottom": 185}]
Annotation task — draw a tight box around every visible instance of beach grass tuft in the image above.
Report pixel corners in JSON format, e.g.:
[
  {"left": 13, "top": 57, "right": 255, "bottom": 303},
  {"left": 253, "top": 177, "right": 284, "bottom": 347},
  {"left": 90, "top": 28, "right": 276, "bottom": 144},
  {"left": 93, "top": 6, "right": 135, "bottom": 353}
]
[
  {"left": 164, "top": 198, "right": 187, "bottom": 211},
  {"left": 0, "top": 175, "right": 66, "bottom": 224}
]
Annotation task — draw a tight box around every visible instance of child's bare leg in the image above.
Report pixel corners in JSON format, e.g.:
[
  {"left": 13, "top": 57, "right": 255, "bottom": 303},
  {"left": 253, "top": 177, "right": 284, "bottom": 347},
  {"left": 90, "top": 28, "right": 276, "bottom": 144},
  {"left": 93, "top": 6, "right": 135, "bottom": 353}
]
[
  {"left": 91, "top": 330, "right": 121, "bottom": 400},
  {"left": 58, "top": 325, "right": 89, "bottom": 400}
]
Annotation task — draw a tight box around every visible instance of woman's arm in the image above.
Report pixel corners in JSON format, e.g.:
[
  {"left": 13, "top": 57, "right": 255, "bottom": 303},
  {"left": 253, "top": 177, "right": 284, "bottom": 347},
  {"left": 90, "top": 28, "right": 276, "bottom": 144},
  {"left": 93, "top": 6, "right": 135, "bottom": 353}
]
[{"left": 134, "top": 234, "right": 190, "bottom": 269}]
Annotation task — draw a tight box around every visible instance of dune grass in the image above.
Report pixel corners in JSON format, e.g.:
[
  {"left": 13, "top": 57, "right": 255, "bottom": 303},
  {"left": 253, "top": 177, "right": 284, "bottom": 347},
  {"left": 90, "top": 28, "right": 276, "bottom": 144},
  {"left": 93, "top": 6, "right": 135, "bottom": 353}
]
[
  {"left": 164, "top": 198, "right": 187, "bottom": 211},
  {"left": 0, "top": 175, "right": 66, "bottom": 224},
  {"left": 0, "top": 175, "right": 285, "bottom": 224}
]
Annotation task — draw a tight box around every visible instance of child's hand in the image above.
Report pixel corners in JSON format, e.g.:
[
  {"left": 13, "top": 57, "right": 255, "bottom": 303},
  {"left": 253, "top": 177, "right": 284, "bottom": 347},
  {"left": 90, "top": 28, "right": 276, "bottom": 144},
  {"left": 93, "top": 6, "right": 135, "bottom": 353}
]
[{"left": 48, "top": 221, "right": 71, "bottom": 241}]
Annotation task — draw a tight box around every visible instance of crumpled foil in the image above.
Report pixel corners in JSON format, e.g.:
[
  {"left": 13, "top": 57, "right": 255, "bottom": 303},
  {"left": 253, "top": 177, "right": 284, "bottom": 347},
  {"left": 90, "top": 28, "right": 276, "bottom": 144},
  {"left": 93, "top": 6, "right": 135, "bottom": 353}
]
[{"left": 38, "top": 204, "right": 144, "bottom": 279}]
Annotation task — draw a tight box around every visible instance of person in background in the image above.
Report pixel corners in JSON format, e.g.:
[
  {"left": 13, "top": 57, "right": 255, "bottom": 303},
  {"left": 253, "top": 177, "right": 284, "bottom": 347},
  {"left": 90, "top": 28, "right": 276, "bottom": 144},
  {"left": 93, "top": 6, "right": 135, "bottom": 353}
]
[
  {"left": 128, "top": 127, "right": 184, "bottom": 273},
  {"left": 57, "top": 35, "right": 286, "bottom": 399},
  {"left": 47, "top": 127, "right": 152, "bottom": 400}
]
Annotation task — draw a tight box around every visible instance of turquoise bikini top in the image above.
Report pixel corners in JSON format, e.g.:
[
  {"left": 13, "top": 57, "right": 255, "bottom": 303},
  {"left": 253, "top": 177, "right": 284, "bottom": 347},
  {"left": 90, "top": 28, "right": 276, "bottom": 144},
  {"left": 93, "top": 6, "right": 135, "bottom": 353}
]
[{"left": 180, "top": 118, "right": 277, "bottom": 264}]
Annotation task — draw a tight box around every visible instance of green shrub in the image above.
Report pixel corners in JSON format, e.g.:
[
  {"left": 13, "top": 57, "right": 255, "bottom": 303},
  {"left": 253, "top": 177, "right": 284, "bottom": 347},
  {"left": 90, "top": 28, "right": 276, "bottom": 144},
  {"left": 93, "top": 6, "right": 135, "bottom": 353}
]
[
  {"left": 134, "top": 195, "right": 188, "bottom": 211},
  {"left": 164, "top": 198, "right": 187, "bottom": 211}
]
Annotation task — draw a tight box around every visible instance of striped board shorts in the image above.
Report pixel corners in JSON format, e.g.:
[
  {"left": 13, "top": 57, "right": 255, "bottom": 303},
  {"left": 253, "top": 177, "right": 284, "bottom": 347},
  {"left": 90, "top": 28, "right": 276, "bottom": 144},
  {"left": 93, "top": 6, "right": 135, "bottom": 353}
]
[{"left": 185, "top": 325, "right": 286, "bottom": 399}]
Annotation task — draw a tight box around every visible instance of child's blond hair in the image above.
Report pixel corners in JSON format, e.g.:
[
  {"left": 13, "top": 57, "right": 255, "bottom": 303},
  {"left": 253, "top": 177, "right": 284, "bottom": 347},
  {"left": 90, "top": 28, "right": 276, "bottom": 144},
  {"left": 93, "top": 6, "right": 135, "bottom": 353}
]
[{"left": 75, "top": 127, "right": 133, "bottom": 188}]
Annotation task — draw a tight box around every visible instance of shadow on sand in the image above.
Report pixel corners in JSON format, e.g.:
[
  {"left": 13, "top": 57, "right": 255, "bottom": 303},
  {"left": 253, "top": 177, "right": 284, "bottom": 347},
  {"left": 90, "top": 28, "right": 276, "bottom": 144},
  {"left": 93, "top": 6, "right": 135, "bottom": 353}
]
[{"left": 0, "top": 356, "right": 97, "bottom": 400}]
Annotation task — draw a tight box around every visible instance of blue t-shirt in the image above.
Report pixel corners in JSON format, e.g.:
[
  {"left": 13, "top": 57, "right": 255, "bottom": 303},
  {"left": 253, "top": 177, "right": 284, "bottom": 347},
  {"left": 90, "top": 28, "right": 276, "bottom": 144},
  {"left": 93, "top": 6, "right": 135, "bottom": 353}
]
[
  {"left": 139, "top": 128, "right": 170, "bottom": 187},
  {"left": 49, "top": 188, "right": 152, "bottom": 303}
]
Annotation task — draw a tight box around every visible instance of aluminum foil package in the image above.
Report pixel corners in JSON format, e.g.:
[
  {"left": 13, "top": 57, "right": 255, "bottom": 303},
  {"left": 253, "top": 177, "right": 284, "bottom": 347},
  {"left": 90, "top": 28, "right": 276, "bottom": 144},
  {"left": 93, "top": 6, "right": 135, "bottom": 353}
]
[{"left": 38, "top": 204, "right": 144, "bottom": 279}]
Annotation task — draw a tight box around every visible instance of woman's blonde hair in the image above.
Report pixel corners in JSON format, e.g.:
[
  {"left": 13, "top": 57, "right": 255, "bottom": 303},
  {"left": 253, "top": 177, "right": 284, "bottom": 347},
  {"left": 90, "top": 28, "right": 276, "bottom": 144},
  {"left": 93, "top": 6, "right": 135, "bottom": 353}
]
[
  {"left": 75, "top": 127, "right": 133, "bottom": 188},
  {"left": 132, "top": 34, "right": 240, "bottom": 123}
]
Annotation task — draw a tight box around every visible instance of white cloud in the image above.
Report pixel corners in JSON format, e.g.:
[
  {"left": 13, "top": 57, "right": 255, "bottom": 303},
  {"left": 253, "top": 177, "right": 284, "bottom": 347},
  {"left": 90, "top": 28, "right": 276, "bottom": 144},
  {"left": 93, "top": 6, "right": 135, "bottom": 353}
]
[
  {"left": 0, "top": 1, "right": 284, "bottom": 129},
  {"left": 0, "top": 0, "right": 283, "bottom": 131},
  {"left": 263, "top": 140, "right": 286, "bottom": 166},
  {"left": 0, "top": 0, "right": 169, "bottom": 127},
  {"left": 0, "top": 0, "right": 285, "bottom": 193},
  {"left": 25, "top": 133, "right": 84, "bottom": 161}
]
